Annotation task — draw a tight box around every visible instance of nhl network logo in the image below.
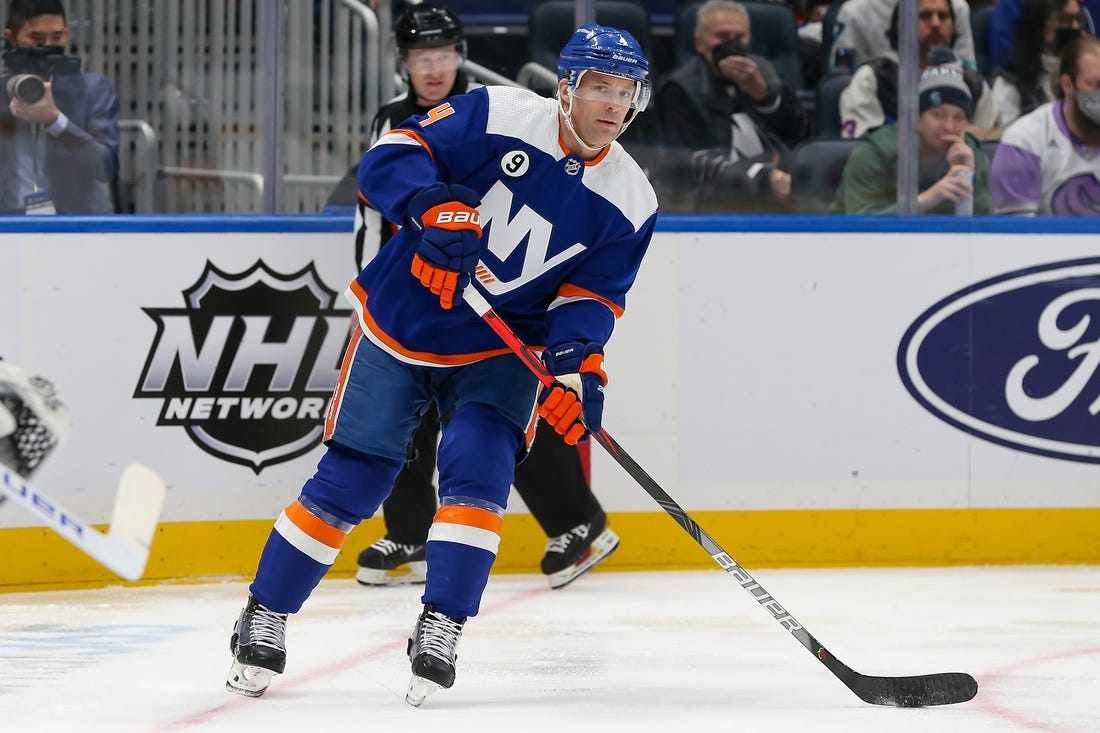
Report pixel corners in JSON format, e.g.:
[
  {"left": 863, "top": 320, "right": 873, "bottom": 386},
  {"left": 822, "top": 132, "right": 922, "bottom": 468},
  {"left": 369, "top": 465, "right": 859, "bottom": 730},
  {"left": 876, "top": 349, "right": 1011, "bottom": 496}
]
[{"left": 134, "top": 260, "right": 350, "bottom": 473}]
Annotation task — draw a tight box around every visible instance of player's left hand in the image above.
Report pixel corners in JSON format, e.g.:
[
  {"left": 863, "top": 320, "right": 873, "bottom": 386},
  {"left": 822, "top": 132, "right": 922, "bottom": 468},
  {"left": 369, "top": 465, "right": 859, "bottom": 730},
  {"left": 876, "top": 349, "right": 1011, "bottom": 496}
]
[
  {"left": 538, "top": 341, "right": 606, "bottom": 445},
  {"left": 406, "top": 182, "right": 482, "bottom": 309}
]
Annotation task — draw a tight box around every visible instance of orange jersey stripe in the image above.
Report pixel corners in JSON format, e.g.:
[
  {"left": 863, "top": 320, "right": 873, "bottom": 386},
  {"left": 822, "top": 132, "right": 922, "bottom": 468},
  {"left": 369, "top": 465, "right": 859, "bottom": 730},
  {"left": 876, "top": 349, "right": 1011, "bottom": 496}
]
[
  {"left": 474, "top": 264, "right": 496, "bottom": 284},
  {"left": 434, "top": 505, "right": 504, "bottom": 535},
  {"left": 556, "top": 133, "right": 610, "bottom": 165},
  {"left": 523, "top": 403, "right": 539, "bottom": 451},
  {"left": 386, "top": 128, "right": 435, "bottom": 162},
  {"left": 284, "top": 500, "right": 349, "bottom": 549},
  {"left": 348, "top": 280, "right": 513, "bottom": 365},
  {"left": 556, "top": 283, "right": 625, "bottom": 318},
  {"left": 324, "top": 324, "right": 363, "bottom": 441}
]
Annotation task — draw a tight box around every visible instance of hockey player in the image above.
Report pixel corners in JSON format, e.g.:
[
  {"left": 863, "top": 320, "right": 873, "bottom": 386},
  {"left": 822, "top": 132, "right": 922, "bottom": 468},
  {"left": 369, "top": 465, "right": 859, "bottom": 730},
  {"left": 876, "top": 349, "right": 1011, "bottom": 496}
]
[
  {"left": 226, "top": 23, "right": 657, "bottom": 706},
  {"left": 0, "top": 357, "right": 69, "bottom": 481},
  {"left": 353, "top": 3, "right": 620, "bottom": 592}
]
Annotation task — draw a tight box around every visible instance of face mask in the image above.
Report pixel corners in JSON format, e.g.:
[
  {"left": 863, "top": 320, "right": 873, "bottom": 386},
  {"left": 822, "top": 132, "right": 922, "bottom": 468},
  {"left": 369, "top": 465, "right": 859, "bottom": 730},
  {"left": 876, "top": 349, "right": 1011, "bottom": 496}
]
[
  {"left": 1052, "top": 27, "right": 1082, "bottom": 56},
  {"left": 712, "top": 38, "right": 749, "bottom": 66},
  {"left": 1075, "top": 88, "right": 1100, "bottom": 126}
]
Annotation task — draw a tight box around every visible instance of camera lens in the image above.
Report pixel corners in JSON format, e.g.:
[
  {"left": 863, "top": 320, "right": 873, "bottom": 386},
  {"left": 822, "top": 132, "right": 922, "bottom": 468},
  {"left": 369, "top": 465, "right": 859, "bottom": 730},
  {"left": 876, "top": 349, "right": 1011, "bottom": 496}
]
[{"left": 5, "top": 73, "right": 46, "bottom": 105}]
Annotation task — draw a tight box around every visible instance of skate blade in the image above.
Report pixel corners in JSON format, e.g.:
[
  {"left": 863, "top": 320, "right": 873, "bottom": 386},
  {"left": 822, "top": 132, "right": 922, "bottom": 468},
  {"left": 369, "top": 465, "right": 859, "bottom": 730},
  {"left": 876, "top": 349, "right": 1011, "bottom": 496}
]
[
  {"left": 405, "top": 674, "right": 443, "bottom": 707},
  {"left": 356, "top": 561, "right": 427, "bottom": 587},
  {"left": 225, "top": 660, "right": 277, "bottom": 697},
  {"left": 547, "top": 528, "right": 621, "bottom": 590}
]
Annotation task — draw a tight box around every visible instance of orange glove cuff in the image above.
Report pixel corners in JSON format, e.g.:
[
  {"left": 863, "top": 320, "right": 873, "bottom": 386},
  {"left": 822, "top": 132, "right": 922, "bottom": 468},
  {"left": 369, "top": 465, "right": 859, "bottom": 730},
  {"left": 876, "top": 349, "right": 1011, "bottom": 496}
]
[{"left": 421, "top": 201, "right": 483, "bottom": 236}]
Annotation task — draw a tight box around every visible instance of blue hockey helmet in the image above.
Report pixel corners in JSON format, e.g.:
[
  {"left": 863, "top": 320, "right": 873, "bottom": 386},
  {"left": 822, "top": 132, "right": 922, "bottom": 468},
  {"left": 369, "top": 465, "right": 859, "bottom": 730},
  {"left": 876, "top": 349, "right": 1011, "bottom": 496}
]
[{"left": 557, "top": 23, "right": 651, "bottom": 112}]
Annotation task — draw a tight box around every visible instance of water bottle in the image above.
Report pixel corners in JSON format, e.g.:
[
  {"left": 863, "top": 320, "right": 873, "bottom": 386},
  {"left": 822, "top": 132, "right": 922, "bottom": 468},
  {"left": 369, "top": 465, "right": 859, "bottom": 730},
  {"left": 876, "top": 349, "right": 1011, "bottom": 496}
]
[{"left": 955, "top": 169, "right": 974, "bottom": 217}]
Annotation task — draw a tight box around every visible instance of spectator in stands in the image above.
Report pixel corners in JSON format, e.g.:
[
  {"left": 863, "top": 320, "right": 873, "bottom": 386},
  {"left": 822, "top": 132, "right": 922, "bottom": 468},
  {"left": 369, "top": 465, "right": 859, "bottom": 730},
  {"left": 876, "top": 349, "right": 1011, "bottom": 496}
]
[
  {"left": 993, "top": 0, "right": 1086, "bottom": 127},
  {"left": 829, "top": 0, "right": 976, "bottom": 71},
  {"left": 991, "top": 35, "right": 1100, "bottom": 214},
  {"left": 0, "top": 0, "right": 118, "bottom": 213},
  {"left": 654, "top": 0, "right": 808, "bottom": 213},
  {"left": 833, "top": 60, "right": 992, "bottom": 213},
  {"left": 839, "top": 0, "right": 999, "bottom": 139},
  {"left": 989, "top": 0, "right": 1100, "bottom": 69}
]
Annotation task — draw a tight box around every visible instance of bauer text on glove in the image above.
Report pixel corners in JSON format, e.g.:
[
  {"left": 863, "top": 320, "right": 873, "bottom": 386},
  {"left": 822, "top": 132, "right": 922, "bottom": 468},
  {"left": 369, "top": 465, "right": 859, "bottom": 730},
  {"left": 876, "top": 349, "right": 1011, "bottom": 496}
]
[
  {"left": 407, "top": 182, "right": 482, "bottom": 309},
  {"left": 537, "top": 341, "right": 606, "bottom": 445}
]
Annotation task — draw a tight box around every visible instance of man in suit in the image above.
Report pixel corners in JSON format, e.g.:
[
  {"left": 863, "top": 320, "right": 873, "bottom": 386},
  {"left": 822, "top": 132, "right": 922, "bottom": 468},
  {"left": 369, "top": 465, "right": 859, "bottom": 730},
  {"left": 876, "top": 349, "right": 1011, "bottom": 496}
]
[{"left": 1, "top": 0, "right": 118, "bottom": 214}]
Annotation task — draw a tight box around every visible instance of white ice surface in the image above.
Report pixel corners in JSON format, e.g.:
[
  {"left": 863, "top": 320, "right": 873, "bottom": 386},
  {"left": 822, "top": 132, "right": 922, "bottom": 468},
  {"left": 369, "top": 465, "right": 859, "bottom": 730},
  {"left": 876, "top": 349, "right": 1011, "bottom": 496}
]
[{"left": 1, "top": 566, "right": 1097, "bottom": 732}]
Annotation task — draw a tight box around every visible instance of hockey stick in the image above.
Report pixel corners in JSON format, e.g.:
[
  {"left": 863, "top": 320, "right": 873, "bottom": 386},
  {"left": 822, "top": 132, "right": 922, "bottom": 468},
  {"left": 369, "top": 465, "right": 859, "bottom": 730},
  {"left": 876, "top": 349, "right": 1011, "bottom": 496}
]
[
  {"left": 0, "top": 463, "right": 166, "bottom": 581},
  {"left": 463, "top": 286, "right": 977, "bottom": 707}
]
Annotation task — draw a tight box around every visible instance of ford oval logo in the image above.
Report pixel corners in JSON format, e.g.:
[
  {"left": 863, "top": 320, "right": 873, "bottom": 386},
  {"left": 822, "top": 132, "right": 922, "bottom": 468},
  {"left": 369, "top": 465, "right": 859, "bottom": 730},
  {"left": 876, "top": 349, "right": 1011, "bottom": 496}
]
[{"left": 897, "top": 257, "right": 1100, "bottom": 463}]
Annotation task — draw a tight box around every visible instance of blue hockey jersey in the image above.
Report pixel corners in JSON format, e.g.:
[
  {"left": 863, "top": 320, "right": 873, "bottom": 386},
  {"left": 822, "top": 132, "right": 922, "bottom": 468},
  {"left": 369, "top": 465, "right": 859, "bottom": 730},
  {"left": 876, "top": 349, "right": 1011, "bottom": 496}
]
[{"left": 350, "top": 85, "right": 658, "bottom": 366}]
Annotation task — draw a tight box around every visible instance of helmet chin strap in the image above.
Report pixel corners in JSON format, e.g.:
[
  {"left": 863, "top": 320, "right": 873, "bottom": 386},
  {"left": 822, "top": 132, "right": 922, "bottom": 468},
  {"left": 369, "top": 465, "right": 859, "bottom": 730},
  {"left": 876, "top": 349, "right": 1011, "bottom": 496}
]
[{"left": 558, "top": 91, "right": 607, "bottom": 154}]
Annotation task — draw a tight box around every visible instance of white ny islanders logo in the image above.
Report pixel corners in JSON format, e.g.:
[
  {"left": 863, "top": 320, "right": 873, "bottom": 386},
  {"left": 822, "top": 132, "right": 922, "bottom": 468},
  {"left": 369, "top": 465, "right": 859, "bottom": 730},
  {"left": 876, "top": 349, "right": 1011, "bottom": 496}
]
[{"left": 473, "top": 180, "right": 586, "bottom": 294}]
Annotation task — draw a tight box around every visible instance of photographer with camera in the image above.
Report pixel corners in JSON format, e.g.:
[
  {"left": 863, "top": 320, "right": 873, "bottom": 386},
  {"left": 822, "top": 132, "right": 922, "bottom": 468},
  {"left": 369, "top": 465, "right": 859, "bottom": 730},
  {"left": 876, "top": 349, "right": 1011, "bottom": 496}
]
[
  {"left": 1, "top": 0, "right": 118, "bottom": 214},
  {"left": 653, "top": 0, "right": 808, "bottom": 213}
]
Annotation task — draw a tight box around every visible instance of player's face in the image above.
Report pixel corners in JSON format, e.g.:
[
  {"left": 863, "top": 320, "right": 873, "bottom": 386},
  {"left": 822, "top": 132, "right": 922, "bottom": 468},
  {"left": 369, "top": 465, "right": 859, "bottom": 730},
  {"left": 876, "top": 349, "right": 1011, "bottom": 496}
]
[
  {"left": 3, "top": 14, "right": 68, "bottom": 49},
  {"left": 404, "top": 46, "right": 462, "bottom": 107},
  {"left": 563, "top": 71, "right": 635, "bottom": 150},
  {"left": 918, "top": 103, "right": 969, "bottom": 149}
]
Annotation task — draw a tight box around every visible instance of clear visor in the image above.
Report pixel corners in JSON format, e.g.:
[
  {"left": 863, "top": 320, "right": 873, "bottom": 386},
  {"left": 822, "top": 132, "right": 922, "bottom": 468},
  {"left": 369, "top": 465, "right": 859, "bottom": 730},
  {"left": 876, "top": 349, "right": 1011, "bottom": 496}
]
[
  {"left": 402, "top": 49, "right": 463, "bottom": 75},
  {"left": 569, "top": 70, "right": 651, "bottom": 112}
]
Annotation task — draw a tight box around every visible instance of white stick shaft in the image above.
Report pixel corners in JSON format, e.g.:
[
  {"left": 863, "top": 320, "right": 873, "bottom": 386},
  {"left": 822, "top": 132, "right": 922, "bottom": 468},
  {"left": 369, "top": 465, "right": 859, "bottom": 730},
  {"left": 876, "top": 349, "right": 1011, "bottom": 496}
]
[{"left": 0, "top": 464, "right": 166, "bottom": 581}]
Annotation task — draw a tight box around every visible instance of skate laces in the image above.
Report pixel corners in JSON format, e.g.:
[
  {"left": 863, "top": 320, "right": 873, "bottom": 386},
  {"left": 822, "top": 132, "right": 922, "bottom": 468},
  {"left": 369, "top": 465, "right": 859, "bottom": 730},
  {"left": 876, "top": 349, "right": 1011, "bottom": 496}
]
[
  {"left": 545, "top": 522, "right": 591, "bottom": 555},
  {"left": 372, "top": 537, "right": 400, "bottom": 554},
  {"left": 417, "top": 609, "right": 464, "bottom": 662},
  {"left": 372, "top": 537, "right": 417, "bottom": 556},
  {"left": 249, "top": 604, "right": 287, "bottom": 650}
]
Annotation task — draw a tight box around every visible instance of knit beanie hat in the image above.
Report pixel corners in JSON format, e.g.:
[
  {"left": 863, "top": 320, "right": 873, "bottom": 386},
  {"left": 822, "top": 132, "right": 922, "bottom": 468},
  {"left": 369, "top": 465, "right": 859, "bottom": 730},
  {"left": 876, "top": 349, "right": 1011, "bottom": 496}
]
[{"left": 918, "top": 62, "right": 974, "bottom": 119}]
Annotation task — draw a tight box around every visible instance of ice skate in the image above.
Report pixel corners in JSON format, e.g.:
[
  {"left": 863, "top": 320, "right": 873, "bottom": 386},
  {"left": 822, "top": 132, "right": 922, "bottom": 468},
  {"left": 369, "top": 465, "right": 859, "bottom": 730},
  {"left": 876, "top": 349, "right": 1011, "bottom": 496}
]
[
  {"left": 542, "top": 511, "right": 620, "bottom": 590},
  {"left": 356, "top": 536, "right": 427, "bottom": 586},
  {"left": 226, "top": 595, "right": 287, "bottom": 697},
  {"left": 405, "top": 603, "right": 466, "bottom": 707}
]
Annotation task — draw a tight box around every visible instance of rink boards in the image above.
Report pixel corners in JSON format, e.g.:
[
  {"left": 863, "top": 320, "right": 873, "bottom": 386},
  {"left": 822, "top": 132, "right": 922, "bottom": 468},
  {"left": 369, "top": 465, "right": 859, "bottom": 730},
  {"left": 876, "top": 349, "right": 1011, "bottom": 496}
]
[{"left": 1, "top": 215, "right": 1098, "bottom": 589}]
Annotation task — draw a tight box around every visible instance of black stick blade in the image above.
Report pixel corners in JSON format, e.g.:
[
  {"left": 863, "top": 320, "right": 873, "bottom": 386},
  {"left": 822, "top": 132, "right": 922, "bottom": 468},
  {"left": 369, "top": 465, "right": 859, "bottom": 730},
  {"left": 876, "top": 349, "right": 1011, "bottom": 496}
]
[{"left": 848, "top": 671, "right": 978, "bottom": 707}]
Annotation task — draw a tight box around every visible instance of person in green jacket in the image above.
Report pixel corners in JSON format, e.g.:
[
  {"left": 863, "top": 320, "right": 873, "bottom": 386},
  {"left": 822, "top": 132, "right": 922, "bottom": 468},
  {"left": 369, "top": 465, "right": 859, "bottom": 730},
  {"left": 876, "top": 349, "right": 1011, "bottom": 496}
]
[{"left": 833, "top": 59, "right": 992, "bottom": 215}]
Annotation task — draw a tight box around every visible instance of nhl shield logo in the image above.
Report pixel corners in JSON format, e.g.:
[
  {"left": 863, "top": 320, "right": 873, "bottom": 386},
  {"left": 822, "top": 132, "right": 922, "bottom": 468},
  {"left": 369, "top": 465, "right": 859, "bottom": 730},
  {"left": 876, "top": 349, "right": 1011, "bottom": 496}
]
[{"left": 134, "top": 260, "right": 351, "bottom": 473}]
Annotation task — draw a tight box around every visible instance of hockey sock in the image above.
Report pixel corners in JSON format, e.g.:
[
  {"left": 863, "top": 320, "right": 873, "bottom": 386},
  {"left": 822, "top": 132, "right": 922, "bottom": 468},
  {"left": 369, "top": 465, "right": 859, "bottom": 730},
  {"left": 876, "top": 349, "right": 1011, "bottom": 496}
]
[
  {"left": 423, "top": 501, "right": 502, "bottom": 619},
  {"left": 250, "top": 496, "right": 355, "bottom": 613}
]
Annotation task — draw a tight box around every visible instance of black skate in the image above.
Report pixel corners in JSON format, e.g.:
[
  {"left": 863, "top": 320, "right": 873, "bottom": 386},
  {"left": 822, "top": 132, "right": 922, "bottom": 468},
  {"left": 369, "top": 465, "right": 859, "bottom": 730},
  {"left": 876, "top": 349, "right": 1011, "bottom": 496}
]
[
  {"left": 405, "top": 603, "right": 466, "bottom": 707},
  {"left": 542, "top": 511, "right": 621, "bottom": 590},
  {"left": 226, "top": 595, "right": 288, "bottom": 697},
  {"left": 356, "top": 536, "right": 427, "bottom": 586}
]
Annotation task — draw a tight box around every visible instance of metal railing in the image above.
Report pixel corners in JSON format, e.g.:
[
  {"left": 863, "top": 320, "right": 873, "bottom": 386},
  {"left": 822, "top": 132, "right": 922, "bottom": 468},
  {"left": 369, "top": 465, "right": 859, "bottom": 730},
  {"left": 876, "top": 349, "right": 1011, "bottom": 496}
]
[
  {"left": 68, "top": 0, "right": 383, "bottom": 214},
  {"left": 464, "top": 60, "right": 525, "bottom": 89},
  {"left": 118, "top": 119, "right": 158, "bottom": 214}
]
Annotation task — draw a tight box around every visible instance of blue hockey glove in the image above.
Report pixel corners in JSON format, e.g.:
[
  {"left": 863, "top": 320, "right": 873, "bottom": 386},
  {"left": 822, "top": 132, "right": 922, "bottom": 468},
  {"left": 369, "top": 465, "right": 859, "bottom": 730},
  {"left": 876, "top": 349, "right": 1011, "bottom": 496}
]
[
  {"left": 406, "top": 182, "right": 482, "bottom": 309},
  {"left": 538, "top": 341, "right": 606, "bottom": 445}
]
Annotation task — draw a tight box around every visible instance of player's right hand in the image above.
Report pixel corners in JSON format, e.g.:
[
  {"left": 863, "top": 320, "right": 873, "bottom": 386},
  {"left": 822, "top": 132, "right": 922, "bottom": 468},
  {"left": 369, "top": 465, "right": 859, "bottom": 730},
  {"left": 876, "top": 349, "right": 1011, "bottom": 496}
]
[{"left": 406, "top": 182, "right": 482, "bottom": 309}]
